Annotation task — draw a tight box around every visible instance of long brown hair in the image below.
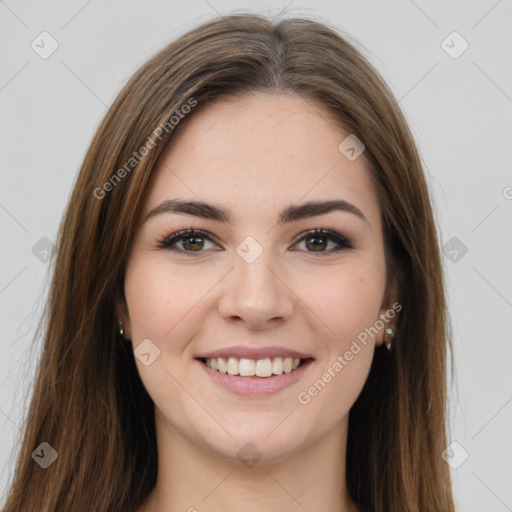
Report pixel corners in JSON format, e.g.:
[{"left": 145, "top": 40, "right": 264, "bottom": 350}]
[{"left": 3, "top": 13, "right": 455, "bottom": 512}]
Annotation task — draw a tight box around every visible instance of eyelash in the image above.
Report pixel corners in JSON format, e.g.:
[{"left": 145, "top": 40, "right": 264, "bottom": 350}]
[{"left": 156, "top": 227, "right": 353, "bottom": 256}]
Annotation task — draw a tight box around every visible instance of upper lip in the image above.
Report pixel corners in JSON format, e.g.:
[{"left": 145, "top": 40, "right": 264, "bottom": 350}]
[{"left": 195, "top": 346, "right": 314, "bottom": 360}]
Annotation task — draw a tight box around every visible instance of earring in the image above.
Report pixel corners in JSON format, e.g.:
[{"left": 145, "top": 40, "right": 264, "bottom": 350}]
[
  {"left": 383, "top": 327, "right": 395, "bottom": 351},
  {"left": 119, "top": 321, "right": 124, "bottom": 339}
]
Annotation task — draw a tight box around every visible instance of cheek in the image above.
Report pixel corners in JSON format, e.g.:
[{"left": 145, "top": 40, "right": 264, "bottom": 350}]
[
  {"left": 295, "top": 270, "right": 380, "bottom": 419},
  {"left": 293, "top": 259, "right": 385, "bottom": 343},
  {"left": 291, "top": 260, "right": 383, "bottom": 403},
  {"left": 124, "top": 258, "right": 214, "bottom": 343},
  {"left": 123, "top": 259, "right": 211, "bottom": 418},
  {"left": 297, "top": 342, "right": 374, "bottom": 431}
]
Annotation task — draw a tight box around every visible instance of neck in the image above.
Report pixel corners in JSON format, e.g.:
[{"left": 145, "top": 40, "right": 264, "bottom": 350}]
[{"left": 139, "top": 410, "right": 359, "bottom": 512}]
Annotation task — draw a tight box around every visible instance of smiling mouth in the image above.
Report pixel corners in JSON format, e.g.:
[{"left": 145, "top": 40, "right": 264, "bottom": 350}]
[{"left": 199, "top": 356, "right": 312, "bottom": 378}]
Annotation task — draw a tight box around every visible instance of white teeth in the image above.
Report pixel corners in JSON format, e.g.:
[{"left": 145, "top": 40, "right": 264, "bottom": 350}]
[
  {"left": 256, "top": 358, "right": 272, "bottom": 377},
  {"left": 272, "top": 357, "right": 283, "bottom": 375},
  {"left": 218, "top": 357, "right": 228, "bottom": 374},
  {"left": 239, "top": 358, "right": 256, "bottom": 376},
  {"left": 204, "top": 356, "right": 305, "bottom": 377},
  {"left": 227, "top": 357, "right": 238, "bottom": 375}
]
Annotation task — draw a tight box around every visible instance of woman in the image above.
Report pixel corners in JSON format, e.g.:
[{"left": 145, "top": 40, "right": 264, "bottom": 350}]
[{"left": 3, "top": 13, "right": 456, "bottom": 512}]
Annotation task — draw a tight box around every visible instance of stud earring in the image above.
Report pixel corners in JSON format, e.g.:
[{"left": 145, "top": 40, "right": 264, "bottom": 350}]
[
  {"left": 119, "top": 321, "right": 124, "bottom": 338},
  {"left": 383, "top": 327, "right": 395, "bottom": 351}
]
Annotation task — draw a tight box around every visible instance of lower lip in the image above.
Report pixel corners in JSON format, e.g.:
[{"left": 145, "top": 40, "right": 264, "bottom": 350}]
[{"left": 197, "top": 359, "right": 314, "bottom": 396}]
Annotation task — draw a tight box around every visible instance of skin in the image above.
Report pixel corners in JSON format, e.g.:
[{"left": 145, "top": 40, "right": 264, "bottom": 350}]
[{"left": 119, "top": 92, "right": 398, "bottom": 512}]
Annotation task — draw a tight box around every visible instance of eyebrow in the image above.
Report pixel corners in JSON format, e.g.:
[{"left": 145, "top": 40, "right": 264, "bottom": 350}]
[{"left": 144, "top": 198, "right": 369, "bottom": 225}]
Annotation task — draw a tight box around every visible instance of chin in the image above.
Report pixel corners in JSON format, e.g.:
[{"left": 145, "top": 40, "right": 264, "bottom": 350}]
[{"left": 191, "top": 411, "right": 316, "bottom": 466}]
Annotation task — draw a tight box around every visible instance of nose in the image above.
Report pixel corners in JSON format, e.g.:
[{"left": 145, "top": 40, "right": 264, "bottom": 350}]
[{"left": 217, "top": 249, "right": 295, "bottom": 330}]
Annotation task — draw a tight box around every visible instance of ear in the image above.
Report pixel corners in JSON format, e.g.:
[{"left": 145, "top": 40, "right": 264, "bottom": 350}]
[
  {"left": 115, "top": 294, "right": 132, "bottom": 341},
  {"left": 376, "top": 277, "right": 401, "bottom": 347}
]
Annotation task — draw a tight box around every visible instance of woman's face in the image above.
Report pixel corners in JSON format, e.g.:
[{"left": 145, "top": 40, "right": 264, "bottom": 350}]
[{"left": 122, "top": 92, "right": 394, "bottom": 464}]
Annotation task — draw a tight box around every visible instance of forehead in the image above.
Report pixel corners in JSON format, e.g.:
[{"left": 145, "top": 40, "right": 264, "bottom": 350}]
[{"left": 142, "top": 92, "right": 381, "bottom": 230}]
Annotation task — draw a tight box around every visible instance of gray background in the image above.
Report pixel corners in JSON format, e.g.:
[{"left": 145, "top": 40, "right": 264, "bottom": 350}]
[{"left": 1, "top": 1, "right": 511, "bottom": 510}]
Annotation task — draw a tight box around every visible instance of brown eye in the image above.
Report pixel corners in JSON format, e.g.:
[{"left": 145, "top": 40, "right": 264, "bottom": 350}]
[
  {"left": 157, "top": 229, "right": 219, "bottom": 255},
  {"left": 304, "top": 234, "right": 328, "bottom": 251},
  {"left": 294, "top": 229, "right": 353, "bottom": 255},
  {"left": 182, "top": 235, "right": 205, "bottom": 251}
]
